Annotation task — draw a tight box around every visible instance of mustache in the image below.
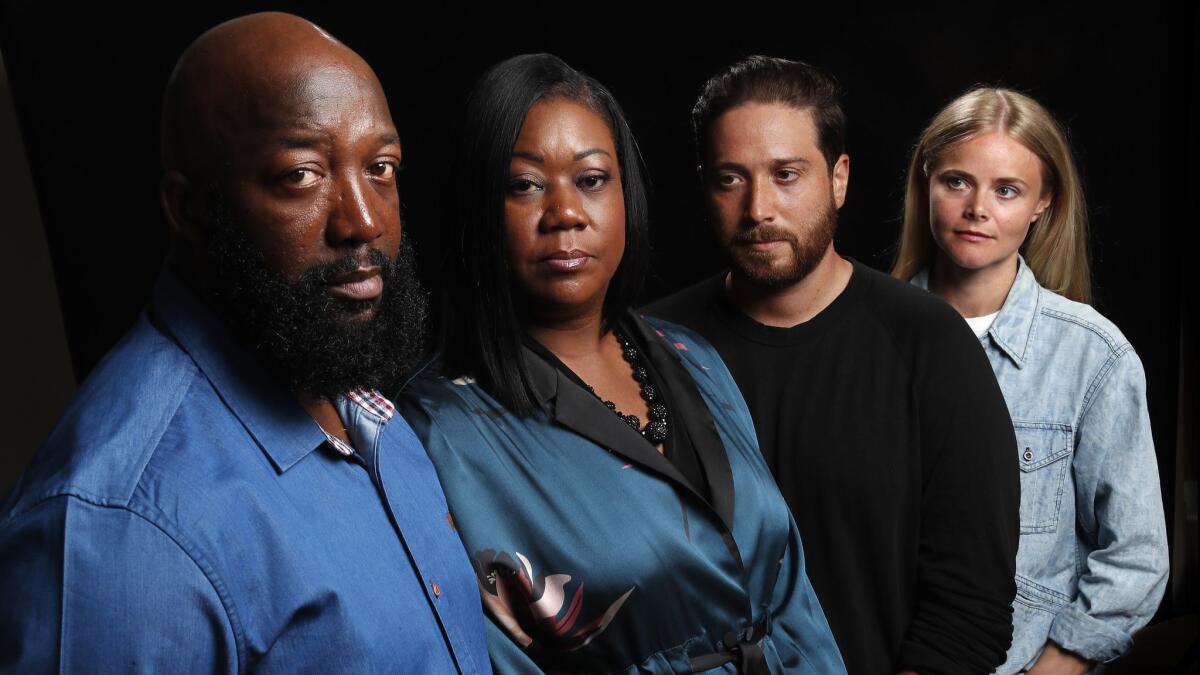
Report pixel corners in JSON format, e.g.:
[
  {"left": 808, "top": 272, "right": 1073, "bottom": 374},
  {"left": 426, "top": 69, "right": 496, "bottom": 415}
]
[
  {"left": 732, "top": 225, "right": 798, "bottom": 246},
  {"left": 303, "top": 247, "right": 394, "bottom": 285}
]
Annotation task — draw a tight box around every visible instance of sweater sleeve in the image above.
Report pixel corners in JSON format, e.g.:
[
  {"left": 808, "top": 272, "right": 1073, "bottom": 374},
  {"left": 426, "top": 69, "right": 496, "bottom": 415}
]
[
  {"left": 897, "top": 318, "right": 1021, "bottom": 674},
  {"left": 0, "top": 495, "right": 239, "bottom": 673}
]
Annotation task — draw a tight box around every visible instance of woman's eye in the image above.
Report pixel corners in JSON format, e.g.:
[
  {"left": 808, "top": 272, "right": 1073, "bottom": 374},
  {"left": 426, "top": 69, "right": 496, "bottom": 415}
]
[
  {"left": 578, "top": 173, "right": 609, "bottom": 191},
  {"left": 280, "top": 168, "right": 320, "bottom": 188},
  {"left": 946, "top": 177, "right": 967, "bottom": 190},
  {"left": 508, "top": 178, "right": 542, "bottom": 194},
  {"left": 996, "top": 185, "right": 1019, "bottom": 198}
]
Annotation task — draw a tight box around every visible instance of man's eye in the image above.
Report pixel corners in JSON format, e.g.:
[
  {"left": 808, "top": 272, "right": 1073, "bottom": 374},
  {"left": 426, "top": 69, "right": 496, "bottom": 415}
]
[
  {"left": 776, "top": 169, "right": 799, "bottom": 182},
  {"left": 280, "top": 168, "right": 320, "bottom": 188},
  {"left": 368, "top": 161, "right": 397, "bottom": 180},
  {"left": 717, "top": 174, "right": 741, "bottom": 186}
]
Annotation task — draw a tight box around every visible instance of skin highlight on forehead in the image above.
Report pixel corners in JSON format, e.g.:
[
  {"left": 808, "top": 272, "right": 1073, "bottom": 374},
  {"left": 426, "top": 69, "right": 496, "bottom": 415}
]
[{"left": 162, "top": 12, "right": 392, "bottom": 180}]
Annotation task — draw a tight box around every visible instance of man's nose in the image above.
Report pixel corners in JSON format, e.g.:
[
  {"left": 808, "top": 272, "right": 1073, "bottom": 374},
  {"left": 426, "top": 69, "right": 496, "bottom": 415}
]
[
  {"left": 326, "top": 174, "right": 384, "bottom": 246},
  {"left": 746, "top": 178, "right": 775, "bottom": 225}
]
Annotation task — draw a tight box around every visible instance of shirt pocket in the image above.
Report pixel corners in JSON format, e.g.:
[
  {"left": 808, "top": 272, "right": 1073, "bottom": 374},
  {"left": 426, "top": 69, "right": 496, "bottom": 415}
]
[{"left": 1013, "top": 422, "right": 1072, "bottom": 534}]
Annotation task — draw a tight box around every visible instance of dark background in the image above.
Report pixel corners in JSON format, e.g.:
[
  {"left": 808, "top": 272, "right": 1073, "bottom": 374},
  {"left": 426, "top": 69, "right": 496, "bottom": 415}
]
[{"left": 2, "top": 0, "right": 1196, "bottom": 637}]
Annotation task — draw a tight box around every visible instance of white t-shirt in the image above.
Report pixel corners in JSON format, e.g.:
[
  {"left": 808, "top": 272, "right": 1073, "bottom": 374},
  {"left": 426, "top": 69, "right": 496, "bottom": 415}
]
[{"left": 964, "top": 311, "right": 1000, "bottom": 338}]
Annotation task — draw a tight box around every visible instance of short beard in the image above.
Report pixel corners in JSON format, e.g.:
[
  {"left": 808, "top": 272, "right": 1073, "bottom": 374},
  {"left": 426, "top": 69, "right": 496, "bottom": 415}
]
[
  {"left": 727, "top": 195, "right": 838, "bottom": 289},
  {"left": 203, "top": 198, "right": 430, "bottom": 401}
]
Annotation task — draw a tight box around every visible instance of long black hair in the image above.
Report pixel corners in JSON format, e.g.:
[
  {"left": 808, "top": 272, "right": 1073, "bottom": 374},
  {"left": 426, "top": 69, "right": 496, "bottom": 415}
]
[{"left": 440, "top": 53, "right": 651, "bottom": 416}]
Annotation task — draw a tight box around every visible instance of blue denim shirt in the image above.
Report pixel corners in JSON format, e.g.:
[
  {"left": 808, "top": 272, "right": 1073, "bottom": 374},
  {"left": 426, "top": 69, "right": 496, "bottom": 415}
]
[
  {"left": 0, "top": 271, "right": 490, "bottom": 673},
  {"left": 913, "top": 257, "right": 1168, "bottom": 672}
]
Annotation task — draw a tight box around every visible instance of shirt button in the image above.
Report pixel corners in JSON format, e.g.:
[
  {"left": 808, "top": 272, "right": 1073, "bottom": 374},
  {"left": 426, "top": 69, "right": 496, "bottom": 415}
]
[
  {"left": 1023, "top": 448, "right": 1034, "bottom": 461},
  {"left": 431, "top": 582, "right": 442, "bottom": 598}
]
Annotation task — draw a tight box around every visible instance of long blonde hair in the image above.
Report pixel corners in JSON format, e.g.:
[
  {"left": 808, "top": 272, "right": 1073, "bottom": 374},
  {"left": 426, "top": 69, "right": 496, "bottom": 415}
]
[{"left": 891, "top": 87, "right": 1092, "bottom": 304}]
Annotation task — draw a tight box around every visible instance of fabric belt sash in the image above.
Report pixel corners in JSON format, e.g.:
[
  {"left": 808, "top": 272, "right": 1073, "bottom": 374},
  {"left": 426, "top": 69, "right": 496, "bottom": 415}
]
[{"left": 687, "top": 619, "right": 770, "bottom": 674}]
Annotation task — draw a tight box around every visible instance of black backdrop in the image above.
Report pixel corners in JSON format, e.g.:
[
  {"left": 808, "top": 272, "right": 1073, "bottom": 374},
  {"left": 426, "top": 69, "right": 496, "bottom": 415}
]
[{"left": 2, "top": 1, "right": 1195, "bottom": 622}]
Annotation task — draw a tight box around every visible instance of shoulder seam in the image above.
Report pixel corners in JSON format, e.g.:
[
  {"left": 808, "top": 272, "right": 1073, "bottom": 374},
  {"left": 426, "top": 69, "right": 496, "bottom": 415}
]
[
  {"left": 1039, "top": 307, "right": 1127, "bottom": 354},
  {"left": 124, "top": 496, "right": 247, "bottom": 670},
  {"left": 20, "top": 495, "right": 246, "bottom": 671},
  {"left": 1078, "top": 345, "right": 1135, "bottom": 424}
]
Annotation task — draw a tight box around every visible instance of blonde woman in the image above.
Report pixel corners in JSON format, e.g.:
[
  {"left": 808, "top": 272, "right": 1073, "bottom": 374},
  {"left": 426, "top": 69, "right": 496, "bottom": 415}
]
[{"left": 894, "top": 87, "right": 1169, "bottom": 674}]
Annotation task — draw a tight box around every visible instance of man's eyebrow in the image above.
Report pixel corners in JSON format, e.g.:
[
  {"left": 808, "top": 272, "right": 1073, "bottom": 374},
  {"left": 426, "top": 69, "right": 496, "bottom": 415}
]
[
  {"left": 270, "top": 132, "right": 401, "bottom": 150},
  {"left": 273, "top": 134, "right": 327, "bottom": 150},
  {"left": 708, "top": 157, "right": 812, "bottom": 171}
]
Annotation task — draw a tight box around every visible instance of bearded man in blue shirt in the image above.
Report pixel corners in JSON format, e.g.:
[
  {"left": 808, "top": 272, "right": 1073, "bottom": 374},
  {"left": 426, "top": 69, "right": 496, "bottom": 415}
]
[{"left": 0, "top": 13, "right": 489, "bottom": 673}]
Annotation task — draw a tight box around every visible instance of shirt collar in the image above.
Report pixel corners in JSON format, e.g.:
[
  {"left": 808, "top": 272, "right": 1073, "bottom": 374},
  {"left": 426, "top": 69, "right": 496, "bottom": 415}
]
[
  {"left": 150, "top": 269, "right": 330, "bottom": 472},
  {"left": 911, "top": 255, "right": 1040, "bottom": 368},
  {"left": 988, "top": 255, "right": 1041, "bottom": 368}
]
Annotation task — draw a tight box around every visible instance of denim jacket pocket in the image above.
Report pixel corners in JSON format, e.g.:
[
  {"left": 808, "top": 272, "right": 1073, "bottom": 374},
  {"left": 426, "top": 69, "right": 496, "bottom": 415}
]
[{"left": 1013, "top": 422, "right": 1072, "bottom": 534}]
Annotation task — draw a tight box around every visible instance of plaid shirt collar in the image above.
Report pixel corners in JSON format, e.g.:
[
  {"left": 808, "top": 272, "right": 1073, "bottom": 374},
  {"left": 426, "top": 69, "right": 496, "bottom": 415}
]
[{"left": 321, "top": 389, "right": 396, "bottom": 458}]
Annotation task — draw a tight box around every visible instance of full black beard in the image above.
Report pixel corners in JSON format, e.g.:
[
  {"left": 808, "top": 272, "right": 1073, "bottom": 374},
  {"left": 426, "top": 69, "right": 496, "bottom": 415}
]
[{"left": 204, "top": 200, "right": 430, "bottom": 401}]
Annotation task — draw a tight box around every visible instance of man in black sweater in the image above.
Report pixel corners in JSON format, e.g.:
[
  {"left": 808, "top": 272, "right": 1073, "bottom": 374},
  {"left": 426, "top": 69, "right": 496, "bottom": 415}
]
[{"left": 645, "top": 56, "right": 1020, "bottom": 675}]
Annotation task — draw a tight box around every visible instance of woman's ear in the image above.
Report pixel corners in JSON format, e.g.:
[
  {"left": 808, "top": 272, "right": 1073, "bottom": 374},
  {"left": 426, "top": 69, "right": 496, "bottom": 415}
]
[{"left": 1031, "top": 191, "right": 1053, "bottom": 223}]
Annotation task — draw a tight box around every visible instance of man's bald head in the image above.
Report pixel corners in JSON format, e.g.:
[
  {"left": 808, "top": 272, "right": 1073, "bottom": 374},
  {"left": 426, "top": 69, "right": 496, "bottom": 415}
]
[
  {"left": 160, "top": 12, "right": 388, "bottom": 180},
  {"left": 156, "top": 13, "right": 423, "bottom": 400}
]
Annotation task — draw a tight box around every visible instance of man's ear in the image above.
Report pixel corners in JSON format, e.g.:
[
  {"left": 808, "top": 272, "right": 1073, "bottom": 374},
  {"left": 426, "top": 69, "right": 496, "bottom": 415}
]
[
  {"left": 160, "top": 171, "right": 205, "bottom": 244},
  {"left": 831, "top": 153, "right": 850, "bottom": 209}
]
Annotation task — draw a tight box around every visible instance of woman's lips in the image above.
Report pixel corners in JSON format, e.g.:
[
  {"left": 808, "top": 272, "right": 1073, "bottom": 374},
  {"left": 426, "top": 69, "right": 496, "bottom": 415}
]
[
  {"left": 953, "top": 229, "right": 994, "bottom": 243},
  {"left": 540, "top": 250, "right": 592, "bottom": 272},
  {"left": 328, "top": 269, "right": 383, "bottom": 301}
]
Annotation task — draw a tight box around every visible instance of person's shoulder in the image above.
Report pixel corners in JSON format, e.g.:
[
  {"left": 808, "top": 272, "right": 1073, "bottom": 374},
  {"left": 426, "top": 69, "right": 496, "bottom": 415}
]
[
  {"left": 852, "top": 261, "right": 971, "bottom": 340},
  {"left": 395, "top": 361, "right": 506, "bottom": 443},
  {"left": 641, "top": 272, "right": 725, "bottom": 328},
  {"left": 639, "top": 313, "right": 743, "bottom": 397},
  {"left": 397, "top": 360, "right": 488, "bottom": 415},
  {"left": 641, "top": 314, "right": 722, "bottom": 364},
  {"left": 1035, "top": 287, "right": 1133, "bottom": 357},
  {"left": 2, "top": 312, "right": 205, "bottom": 522}
]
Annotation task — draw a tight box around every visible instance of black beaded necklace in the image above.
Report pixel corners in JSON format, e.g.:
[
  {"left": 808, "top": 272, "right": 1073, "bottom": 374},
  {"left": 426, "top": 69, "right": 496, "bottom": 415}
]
[{"left": 583, "top": 329, "right": 669, "bottom": 444}]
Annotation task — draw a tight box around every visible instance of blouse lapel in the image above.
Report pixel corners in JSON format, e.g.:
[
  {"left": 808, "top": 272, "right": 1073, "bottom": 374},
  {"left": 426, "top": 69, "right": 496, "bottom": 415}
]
[
  {"left": 630, "top": 313, "right": 737, "bottom": 533},
  {"left": 523, "top": 345, "right": 699, "bottom": 498}
]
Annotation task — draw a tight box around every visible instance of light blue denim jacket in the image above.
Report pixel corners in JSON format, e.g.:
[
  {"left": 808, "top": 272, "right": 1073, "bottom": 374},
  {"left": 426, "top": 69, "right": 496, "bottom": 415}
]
[{"left": 913, "top": 257, "right": 1168, "bottom": 673}]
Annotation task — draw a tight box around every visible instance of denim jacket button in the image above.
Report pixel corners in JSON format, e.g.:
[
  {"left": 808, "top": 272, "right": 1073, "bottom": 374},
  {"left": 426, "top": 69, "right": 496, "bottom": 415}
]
[{"left": 1023, "top": 448, "right": 1034, "bottom": 461}]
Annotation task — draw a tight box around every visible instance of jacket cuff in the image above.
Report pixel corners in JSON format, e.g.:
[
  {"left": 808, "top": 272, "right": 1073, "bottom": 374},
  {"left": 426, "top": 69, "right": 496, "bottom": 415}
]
[{"left": 1047, "top": 606, "right": 1133, "bottom": 663}]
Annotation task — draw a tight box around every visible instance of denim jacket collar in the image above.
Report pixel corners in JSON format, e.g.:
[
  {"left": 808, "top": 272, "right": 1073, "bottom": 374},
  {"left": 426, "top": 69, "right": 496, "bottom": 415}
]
[
  {"left": 911, "top": 255, "right": 1041, "bottom": 369},
  {"left": 988, "top": 256, "right": 1041, "bottom": 369}
]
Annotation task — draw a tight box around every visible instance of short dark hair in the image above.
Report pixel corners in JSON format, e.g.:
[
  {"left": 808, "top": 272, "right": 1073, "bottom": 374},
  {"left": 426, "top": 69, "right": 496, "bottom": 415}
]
[
  {"left": 692, "top": 55, "right": 846, "bottom": 172},
  {"left": 440, "top": 53, "right": 651, "bottom": 415}
]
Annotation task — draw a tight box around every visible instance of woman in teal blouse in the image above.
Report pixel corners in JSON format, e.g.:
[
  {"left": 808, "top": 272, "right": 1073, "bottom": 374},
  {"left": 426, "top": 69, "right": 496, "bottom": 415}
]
[{"left": 397, "top": 53, "right": 845, "bottom": 674}]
